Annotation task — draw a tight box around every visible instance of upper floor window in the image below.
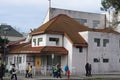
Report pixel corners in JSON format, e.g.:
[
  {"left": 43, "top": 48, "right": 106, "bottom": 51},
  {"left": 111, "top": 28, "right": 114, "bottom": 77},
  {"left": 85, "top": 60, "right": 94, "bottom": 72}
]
[
  {"left": 103, "top": 58, "right": 109, "bottom": 63},
  {"left": 74, "top": 18, "right": 87, "bottom": 25},
  {"left": 33, "top": 38, "right": 36, "bottom": 46},
  {"left": 76, "top": 46, "right": 83, "bottom": 53},
  {"left": 38, "top": 38, "right": 43, "bottom": 45},
  {"left": 93, "top": 20, "right": 100, "bottom": 28},
  {"left": 49, "top": 37, "right": 59, "bottom": 45},
  {"left": 94, "top": 38, "right": 100, "bottom": 47},
  {"left": 93, "top": 58, "right": 100, "bottom": 63},
  {"left": 103, "top": 39, "right": 109, "bottom": 47}
]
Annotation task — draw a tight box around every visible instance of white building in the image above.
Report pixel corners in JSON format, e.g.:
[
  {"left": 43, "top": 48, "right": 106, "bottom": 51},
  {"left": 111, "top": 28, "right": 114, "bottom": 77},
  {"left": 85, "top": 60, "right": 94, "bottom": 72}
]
[
  {"left": 44, "top": 8, "right": 106, "bottom": 29},
  {"left": 8, "top": 14, "right": 120, "bottom": 75}
]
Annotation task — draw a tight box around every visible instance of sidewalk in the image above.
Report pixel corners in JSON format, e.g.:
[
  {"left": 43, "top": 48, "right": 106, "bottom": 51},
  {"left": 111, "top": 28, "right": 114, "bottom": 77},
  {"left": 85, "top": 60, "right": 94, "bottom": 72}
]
[{"left": 3, "top": 74, "right": 120, "bottom": 80}]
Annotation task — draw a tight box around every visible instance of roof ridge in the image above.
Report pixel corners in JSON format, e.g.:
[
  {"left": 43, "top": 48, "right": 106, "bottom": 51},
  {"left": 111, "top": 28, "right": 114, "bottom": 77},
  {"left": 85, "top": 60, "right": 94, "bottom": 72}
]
[{"left": 45, "top": 14, "right": 66, "bottom": 31}]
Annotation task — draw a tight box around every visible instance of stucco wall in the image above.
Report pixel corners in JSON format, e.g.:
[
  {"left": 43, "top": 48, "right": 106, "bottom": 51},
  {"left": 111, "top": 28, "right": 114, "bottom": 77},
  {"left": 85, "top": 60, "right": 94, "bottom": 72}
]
[{"left": 44, "top": 8, "right": 105, "bottom": 29}]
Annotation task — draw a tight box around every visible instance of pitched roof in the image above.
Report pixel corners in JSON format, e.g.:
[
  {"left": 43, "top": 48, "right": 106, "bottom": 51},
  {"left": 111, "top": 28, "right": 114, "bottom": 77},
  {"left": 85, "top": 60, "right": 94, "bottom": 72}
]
[
  {"left": 31, "top": 14, "right": 89, "bottom": 47},
  {"left": 30, "top": 14, "right": 120, "bottom": 47},
  {"left": 10, "top": 43, "right": 68, "bottom": 55},
  {"left": 0, "top": 24, "right": 23, "bottom": 37}
]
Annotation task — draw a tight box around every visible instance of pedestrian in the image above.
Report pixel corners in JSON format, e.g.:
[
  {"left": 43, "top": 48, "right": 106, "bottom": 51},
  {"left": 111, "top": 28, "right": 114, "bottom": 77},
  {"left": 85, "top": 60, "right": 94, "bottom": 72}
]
[
  {"left": 25, "top": 63, "right": 30, "bottom": 78},
  {"left": 53, "top": 64, "right": 58, "bottom": 78},
  {"left": 0, "top": 63, "right": 5, "bottom": 80},
  {"left": 67, "top": 69, "right": 70, "bottom": 80},
  {"left": 85, "top": 63, "right": 89, "bottom": 76},
  {"left": 28, "top": 65, "right": 33, "bottom": 78},
  {"left": 64, "top": 64, "right": 69, "bottom": 76},
  {"left": 88, "top": 64, "right": 92, "bottom": 76},
  {"left": 10, "top": 64, "right": 18, "bottom": 80},
  {"left": 57, "top": 64, "right": 63, "bottom": 78}
]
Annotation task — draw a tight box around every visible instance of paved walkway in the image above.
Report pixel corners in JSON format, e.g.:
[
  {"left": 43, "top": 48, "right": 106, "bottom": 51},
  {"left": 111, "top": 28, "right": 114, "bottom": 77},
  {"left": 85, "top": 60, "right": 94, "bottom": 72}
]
[{"left": 3, "top": 74, "right": 120, "bottom": 80}]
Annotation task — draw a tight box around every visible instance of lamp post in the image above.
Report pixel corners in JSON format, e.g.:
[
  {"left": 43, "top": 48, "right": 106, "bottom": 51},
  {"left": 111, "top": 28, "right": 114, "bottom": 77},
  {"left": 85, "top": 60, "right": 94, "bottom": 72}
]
[{"left": 3, "top": 27, "right": 9, "bottom": 65}]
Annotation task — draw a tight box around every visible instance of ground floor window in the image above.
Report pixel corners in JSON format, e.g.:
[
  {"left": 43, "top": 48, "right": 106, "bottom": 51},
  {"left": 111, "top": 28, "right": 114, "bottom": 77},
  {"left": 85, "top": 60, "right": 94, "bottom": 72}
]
[{"left": 47, "top": 55, "right": 61, "bottom": 66}]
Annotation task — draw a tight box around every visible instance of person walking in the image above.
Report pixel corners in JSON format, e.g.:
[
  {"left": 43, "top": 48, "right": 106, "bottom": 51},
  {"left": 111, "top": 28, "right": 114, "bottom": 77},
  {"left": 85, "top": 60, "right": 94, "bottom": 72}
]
[
  {"left": 64, "top": 64, "right": 69, "bottom": 76},
  {"left": 28, "top": 65, "right": 33, "bottom": 78},
  {"left": 53, "top": 64, "right": 58, "bottom": 78},
  {"left": 88, "top": 64, "right": 92, "bottom": 76},
  {"left": 85, "top": 63, "right": 89, "bottom": 76},
  {"left": 0, "top": 63, "right": 5, "bottom": 80},
  {"left": 57, "top": 64, "right": 63, "bottom": 78},
  {"left": 25, "top": 63, "right": 30, "bottom": 78},
  {"left": 10, "top": 64, "right": 18, "bottom": 80}
]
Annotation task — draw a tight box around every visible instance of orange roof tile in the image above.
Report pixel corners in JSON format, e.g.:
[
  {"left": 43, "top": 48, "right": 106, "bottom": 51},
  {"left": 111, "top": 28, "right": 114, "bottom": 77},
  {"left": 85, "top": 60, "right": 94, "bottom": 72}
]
[
  {"left": 30, "top": 14, "right": 89, "bottom": 47},
  {"left": 30, "top": 14, "right": 120, "bottom": 47},
  {"left": 10, "top": 43, "right": 68, "bottom": 55}
]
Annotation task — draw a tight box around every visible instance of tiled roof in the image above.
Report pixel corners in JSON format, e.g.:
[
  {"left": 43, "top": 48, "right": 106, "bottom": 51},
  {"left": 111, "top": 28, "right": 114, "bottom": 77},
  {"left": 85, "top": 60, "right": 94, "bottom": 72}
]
[
  {"left": 0, "top": 24, "right": 23, "bottom": 37},
  {"left": 30, "top": 14, "right": 120, "bottom": 47},
  {"left": 10, "top": 43, "right": 68, "bottom": 55},
  {"left": 30, "top": 14, "right": 89, "bottom": 47}
]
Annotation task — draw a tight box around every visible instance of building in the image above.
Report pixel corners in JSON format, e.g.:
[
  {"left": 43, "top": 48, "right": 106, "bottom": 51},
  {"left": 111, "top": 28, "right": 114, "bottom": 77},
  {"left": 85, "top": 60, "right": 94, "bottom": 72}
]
[
  {"left": 8, "top": 14, "right": 120, "bottom": 75},
  {"left": 44, "top": 8, "right": 106, "bottom": 29},
  {"left": 0, "top": 24, "right": 24, "bottom": 41}
]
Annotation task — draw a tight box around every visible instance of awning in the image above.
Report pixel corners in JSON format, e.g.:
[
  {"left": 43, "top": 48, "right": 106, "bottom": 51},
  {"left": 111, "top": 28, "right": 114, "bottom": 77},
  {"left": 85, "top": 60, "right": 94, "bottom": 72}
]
[{"left": 10, "top": 43, "right": 68, "bottom": 55}]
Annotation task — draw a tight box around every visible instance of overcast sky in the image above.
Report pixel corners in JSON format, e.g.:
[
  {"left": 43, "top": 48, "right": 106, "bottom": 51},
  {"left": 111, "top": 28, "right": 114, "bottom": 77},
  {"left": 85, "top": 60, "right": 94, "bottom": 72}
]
[{"left": 0, "top": 0, "right": 103, "bottom": 33}]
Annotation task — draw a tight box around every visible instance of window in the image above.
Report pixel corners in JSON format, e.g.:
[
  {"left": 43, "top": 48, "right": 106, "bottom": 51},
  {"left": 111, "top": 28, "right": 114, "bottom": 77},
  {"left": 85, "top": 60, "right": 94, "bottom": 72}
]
[
  {"left": 103, "top": 39, "right": 109, "bottom": 47},
  {"left": 38, "top": 38, "right": 42, "bottom": 45},
  {"left": 76, "top": 46, "right": 83, "bottom": 53},
  {"left": 94, "top": 38, "right": 100, "bottom": 47},
  {"left": 103, "top": 58, "right": 109, "bottom": 63},
  {"left": 49, "top": 37, "right": 59, "bottom": 41},
  {"left": 74, "top": 18, "right": 87, "bottom": 25},
  {"left": 27, "top": 56, "right": 35, "bottom": 62},
  {"left": 93, "top": 58, "right": 100, "bottom": 63},
  {"left": 49, "top": 37, "right": 59, "bottom": 45},
  {"left": 33, "top": 38, "right": 36, "bottom": 46},
  {"left": 93, "top": 20, "right": 100, "bottom": 28},
  {"left": 17, "top": 56, "right": 22, "bottom": 64}
]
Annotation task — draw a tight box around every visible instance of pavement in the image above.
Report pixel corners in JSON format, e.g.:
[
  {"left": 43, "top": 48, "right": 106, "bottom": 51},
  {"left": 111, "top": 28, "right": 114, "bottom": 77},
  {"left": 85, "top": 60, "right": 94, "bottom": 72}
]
[{"left": 3, "top": 73, "right": 120, "bottom": 80}]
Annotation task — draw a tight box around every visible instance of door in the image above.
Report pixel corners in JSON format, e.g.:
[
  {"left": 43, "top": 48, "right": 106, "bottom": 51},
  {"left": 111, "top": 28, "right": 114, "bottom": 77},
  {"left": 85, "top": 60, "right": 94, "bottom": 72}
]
[{"left": 35, "top": 56, "right": 41, "bottom": 69}]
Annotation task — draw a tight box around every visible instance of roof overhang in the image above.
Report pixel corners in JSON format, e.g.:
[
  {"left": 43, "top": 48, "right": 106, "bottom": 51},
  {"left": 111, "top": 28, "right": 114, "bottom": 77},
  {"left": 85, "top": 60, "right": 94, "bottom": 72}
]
[{"left": 10, "top": 43, "right": 68, "bottom": 55}]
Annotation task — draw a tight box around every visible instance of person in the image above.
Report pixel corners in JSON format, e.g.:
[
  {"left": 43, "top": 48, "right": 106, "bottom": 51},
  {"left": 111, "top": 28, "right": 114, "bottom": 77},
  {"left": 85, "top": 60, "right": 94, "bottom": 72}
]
[
  {"left": 88, "top": 64, "right": 92, "bottom": 76},
  {"left": 85, "top": 63, "right": 89, "bottom": 76},
  {"left": 53, "top": 64, "right": 58, "bottom": 78},
  {"left": 28, "top": 65, "right": 33, "bottom": 78},
  {"left": 25, "top": 63, "right": 30, "bottom": 78},
  {"left": 10, "top": 64, "right": 18, "bottom": 80},
  {"left": 64, "top": 64, "right": 69, "bottom": 76},
  {"left": 57, "top": 64, "right": 63, "bottom": 78},
  {"left": 0, "top": 63, "right": 5, "bottom": 80},
  {"left": 67, "top": 69, "right": 70, "bottom": 80}
]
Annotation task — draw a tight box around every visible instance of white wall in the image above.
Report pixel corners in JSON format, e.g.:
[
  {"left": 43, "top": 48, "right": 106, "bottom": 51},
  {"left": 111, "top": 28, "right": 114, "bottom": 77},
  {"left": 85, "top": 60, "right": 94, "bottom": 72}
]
[
  {"left": 72, "top": 46, "right": 87, "bottom": 75},
  {"left": 63, "top": 36, "right": 73, "bottom": 73},
  {"left": 80, "top": 31, "right": 120, "bottom": 74},
  {"left": 32, "top": 34, "right": 46, "bottom": 47},
  {"left": 46, "top": 34, "right": 63, "bottom": 47},
  {"left": 32, "top": 34, "right": 63, "bottom": 47},
  {"left": 44, "top": 8, "right": 105, "bottom": 29},
  {"left": 1, "top": 36, "right": 24, "bottom": 41},
  {"left": 88, "top": 31, "right": 120, "bottom": 74}
]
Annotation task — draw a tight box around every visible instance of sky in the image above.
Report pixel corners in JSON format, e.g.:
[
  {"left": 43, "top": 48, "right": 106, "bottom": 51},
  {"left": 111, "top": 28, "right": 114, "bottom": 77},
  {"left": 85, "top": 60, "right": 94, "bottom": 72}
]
[{"left": 0, "top": 0, "right": 103, "bottom": 33}]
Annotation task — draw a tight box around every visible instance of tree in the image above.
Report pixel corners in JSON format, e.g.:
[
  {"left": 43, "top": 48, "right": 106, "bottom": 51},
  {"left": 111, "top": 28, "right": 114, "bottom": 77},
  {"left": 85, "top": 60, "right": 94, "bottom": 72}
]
[
  {"left": 101, "top": 0, "right": 120, "bottom": 12},
  {"left": 101, "top": 0, "right": 120, "bottom": 29}
]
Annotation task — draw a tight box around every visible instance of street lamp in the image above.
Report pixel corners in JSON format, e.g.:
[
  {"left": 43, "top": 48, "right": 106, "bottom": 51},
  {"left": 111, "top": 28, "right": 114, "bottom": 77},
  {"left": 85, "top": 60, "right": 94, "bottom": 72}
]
[{"left": 3, "top": 27, "right": 9, "bottom": 65}]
